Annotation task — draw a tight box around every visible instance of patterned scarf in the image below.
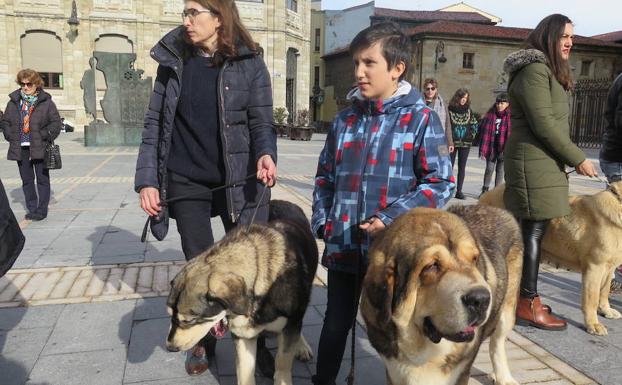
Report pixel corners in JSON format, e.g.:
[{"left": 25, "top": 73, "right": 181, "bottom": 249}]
[
  {"left": 478, "top": 106, "right": 511, "bottom": 161},
  {"left": 19, "top": 91, "right": 38, "bottom": 144}
]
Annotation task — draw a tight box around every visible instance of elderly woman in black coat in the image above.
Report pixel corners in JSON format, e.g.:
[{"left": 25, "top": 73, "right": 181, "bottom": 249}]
[{"left": 2, "top": 69, "right": 61, "bottom": 221}]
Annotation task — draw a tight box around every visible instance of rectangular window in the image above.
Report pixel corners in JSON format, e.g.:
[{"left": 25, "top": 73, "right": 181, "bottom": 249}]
[
  {"left": 462, "top": 53, "right": 474, "bottom": 69},
  {"left": 314, "top": 28, "right": 321, "bottom": 52},
  {"left": 314, "top": 66, "right": 320, "bottom": 87},
  {"left": 287, "top": 0, "right": 297, "bottom": 12},
  {"left": 580, "top": 60, "right": 592, "bottom": 76},
  {"left": 40, "top": 72, "right": 63, "bottom": 89}
]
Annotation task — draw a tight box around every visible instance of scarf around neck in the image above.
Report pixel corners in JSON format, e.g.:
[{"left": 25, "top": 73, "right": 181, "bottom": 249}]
[
  {"left": 19, "top": 90, "right": 38, "bottom": 138},
  {"left": 478, "top": 106, "right": 511, "bottom": 161}
]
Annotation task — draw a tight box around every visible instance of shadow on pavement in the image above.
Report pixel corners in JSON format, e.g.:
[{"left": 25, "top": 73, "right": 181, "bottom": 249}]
[{"left": 0, "top": 284, "right": 51, "bottom": 385}]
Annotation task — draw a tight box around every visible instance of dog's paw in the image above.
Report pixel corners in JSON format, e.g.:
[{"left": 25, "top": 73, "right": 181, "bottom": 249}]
[
  {"left": 586, "top": 322, "right": 608, "bottom": 336},
  {"left": 598, "top": 307, "right": 621, "bottom": 319},
  {"left": 295, "top": 336, "right": 313, "bottom": 362},
  {"left": 489, "top": 373, "right": 519, "bottom": 385}
]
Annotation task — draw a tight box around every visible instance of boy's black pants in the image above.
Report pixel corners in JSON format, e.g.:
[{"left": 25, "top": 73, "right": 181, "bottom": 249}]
[{"left": 313, "top": 269, "right": 363, "bottom": 385}]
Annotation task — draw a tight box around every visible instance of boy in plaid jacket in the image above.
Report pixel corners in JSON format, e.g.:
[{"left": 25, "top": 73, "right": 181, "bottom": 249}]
[{"left": 311, "top": 22, "right": 455, "bottom": 385}]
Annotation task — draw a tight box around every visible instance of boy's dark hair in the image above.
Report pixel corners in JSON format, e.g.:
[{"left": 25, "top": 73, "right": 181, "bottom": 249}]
[{"left": 349, "top": 22, "right": 412, "bottom": 81}]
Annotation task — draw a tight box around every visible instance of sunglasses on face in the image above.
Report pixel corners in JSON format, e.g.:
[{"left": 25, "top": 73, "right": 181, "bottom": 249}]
[
  {"left": 425, "top": 87, "right": 436, "bottom": 91},
  {"left": 181, "top": 7, "right": 213, "bottom": 23},
  {"left": 20, "top": 82, "right": 34, "bottom": 88}
]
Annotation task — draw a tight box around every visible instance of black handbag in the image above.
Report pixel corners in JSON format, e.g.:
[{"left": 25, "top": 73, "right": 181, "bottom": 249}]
[{"left": 44, "top": 141, "right": 62, "bottom": 170}]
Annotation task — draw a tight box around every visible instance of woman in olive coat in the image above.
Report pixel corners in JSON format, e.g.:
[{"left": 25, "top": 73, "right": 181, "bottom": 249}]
[{"left": 502, "top": 14, "right": 597, "bottom": 331}]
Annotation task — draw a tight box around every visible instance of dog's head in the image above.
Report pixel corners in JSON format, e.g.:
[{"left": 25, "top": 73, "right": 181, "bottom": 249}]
[
  {"left": 165, "top": 260, "right": 250, "bottom": 351},
  {"left": 362, "top": 208, "right": 492, "bottom": 344}
]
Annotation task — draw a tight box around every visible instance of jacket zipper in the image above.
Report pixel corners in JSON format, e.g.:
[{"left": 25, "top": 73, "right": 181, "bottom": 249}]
[{"left": 217, "top": 60, "right": 237, "bottom": 223}]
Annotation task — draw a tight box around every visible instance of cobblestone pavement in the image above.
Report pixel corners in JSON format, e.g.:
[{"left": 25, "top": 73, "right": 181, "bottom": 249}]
[{"left": 0, "top": 132, "right": 618, "bottom": 385}]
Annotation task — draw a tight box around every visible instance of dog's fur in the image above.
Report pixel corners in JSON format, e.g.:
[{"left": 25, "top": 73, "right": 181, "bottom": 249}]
[
  {"left": 166, "top": 200, "right": 318, "bottom": 385},
  {"left": 480, "top": 182, "right": 622, "bottom": 335},
  {"left": 361, "top": 206, "right": 523, "bottom": 385}
]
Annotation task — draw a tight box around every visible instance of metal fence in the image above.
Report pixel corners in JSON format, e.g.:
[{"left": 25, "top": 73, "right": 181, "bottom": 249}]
[{"left": 569, "top": 78, "right": 611, "bottom": 148}]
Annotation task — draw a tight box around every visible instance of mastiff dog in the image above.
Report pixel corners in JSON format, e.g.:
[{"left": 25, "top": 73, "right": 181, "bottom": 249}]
[
  {"left": 480, "top": 182, "right": 622, "bottom": 335},
  {"left": 361, "top": 205, "right": 523, "bottom": 385},
  {"left": 166, "top": 200, "right": 318, "bottom": 385}
]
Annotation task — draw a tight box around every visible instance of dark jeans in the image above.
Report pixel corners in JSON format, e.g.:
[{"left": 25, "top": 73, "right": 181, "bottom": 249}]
[
  {"left": 450, "top": 146, "right": 470, "bottom": 193},
  {"left": 17, "top": 147, "right": 50, "bottom": 217},
  {"left": 313, "top": 269, "right": 363, "bottom": 385}
]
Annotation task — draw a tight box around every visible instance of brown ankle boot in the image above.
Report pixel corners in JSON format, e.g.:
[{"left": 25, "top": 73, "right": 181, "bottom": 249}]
[{"left": 515, "top": 295, "right": 566, "bottom": 331}]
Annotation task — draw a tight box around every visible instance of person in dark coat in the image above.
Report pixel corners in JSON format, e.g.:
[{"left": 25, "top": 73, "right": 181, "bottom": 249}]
[
  {"left": 2, "top": 69, "right": 61, "bottom": 221},
  {"left": 600, "top": 72, "right": 622, "bottom": 291},
  {"left": 502, "top": 14, "right": 598, "bottom": 331},
  {"left": 134, "top": 0, "right": 277, "bottom": 377},
  {"left": 0, "top": 178, "right": 25, "bottom": 277}
]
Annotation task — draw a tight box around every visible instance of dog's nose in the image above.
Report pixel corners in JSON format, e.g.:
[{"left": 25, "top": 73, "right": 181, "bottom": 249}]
[
  {"left": 166, "top": 342, "right": 180, "bottom": 352},
  {"left": 462, "top": 288, "right": 491, "bottom": 315}
]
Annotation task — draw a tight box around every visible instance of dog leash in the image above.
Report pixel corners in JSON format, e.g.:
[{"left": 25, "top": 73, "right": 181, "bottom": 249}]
[{"left": 140, "top": 173, "right": 269, "bottom": 242}]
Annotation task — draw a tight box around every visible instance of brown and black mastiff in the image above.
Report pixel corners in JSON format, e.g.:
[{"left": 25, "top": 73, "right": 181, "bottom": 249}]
[
  {"left": 166, "top": 200, "right": 318, "bottom": 385},
  {"left": 361, "top": 205, "right": 523, "bottom": 385}
]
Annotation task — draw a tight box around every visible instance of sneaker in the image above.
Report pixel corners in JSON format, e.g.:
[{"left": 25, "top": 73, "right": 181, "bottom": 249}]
[{"left": 455, "top": 191, "right": 466, "bottom": 200}]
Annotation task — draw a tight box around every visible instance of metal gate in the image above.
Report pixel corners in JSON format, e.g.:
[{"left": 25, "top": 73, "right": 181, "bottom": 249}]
[{"left": 569, "top": 78, "right": 611, "bottom": 148}]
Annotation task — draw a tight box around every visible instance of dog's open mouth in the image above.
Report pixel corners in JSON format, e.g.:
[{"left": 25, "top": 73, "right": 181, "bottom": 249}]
[
  {"left": 423, "top": 317, "right": 477, "bottom": 344},
  {"left": 210, "top": 318, "right": 229, "bottom": 339}
]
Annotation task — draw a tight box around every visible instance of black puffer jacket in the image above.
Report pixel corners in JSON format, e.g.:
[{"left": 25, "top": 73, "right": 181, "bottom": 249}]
[
  {"left": 600, "top": 73, "right": 622, "bottom": 162},
  {"left": 134, "top": 26, "right": 277, "bottom": 224},
  {"left": 2, "top": 89, "right": 61, "bottom": 161}
]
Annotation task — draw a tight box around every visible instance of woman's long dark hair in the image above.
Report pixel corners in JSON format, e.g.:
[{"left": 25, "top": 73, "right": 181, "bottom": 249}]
[
  {"left": 525, "top": 14, "right": 573, "bottom": 90},
  {"left": 191, "top": 0, "right": 257, "bottom": 66},
  {"left": 449, "top": 88, "right": 470, "bottom": 109}
]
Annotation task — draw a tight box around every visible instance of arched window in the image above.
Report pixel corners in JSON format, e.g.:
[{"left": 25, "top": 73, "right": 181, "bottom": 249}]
[
  {"left": 93, "top": 34, "right": 134, "bottom": 90},
  {"left": 21, "top": 30, "right": 63, "bottom": 89}
]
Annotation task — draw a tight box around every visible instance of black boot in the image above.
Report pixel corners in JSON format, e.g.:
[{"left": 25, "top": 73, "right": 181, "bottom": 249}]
[{"left": 479, "top": 186, "right": 489, "bottom": 197}]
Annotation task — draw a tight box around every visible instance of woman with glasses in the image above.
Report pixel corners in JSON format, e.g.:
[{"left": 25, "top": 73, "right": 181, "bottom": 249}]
[
  {"left": 134, "top": 0, "right": 277, "bottom": 377},
  {"left": 422, "top": 78, "right": 453, "bottom": 154},
  {"left": 2, "top": 69, "right": 61, "bottom": 221},
  {"left": 448, "top": 88, "right": 479, "bottom": 199}
]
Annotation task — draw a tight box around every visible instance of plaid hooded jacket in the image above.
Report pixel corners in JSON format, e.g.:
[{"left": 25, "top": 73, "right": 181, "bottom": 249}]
[{"left": 312, "top": 83, "right": 455, "bottom": 273}]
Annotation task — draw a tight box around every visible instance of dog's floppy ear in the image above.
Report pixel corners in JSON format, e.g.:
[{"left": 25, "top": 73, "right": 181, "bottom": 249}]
[
  {"left": 208, "top": 274, "right": 251, "bottom": 316},
  {"left": 364, "top": 255, "right": 397, "bottom": 326}
]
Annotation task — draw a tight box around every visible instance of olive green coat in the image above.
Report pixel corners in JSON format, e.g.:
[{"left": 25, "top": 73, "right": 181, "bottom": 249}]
[{"left": 502, "top": 49, "right": 585, "bottom": 220}]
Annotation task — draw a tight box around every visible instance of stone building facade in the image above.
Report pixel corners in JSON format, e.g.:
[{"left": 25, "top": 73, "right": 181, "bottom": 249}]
[
  {"left": 0, "top": 0, "right": 311, "bottom": 130},
  {"left": 321, "top": 21, "right": 622, "bottom": 122}
]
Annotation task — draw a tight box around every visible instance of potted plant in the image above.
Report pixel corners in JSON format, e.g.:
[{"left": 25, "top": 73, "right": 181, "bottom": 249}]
[
  {"left": 273, "top": 107, "right": 289, "bottom": 137},
  {"left": 289, "top": 108, "right": 313, "bottom": 141}
]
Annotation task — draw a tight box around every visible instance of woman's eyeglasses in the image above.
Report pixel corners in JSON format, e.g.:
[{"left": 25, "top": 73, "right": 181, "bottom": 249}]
[
  {"left": 20, "top": 82, "right": 34, "bottom": 88},
  {"left": 181, "top": 8, "right": 213, "bottom": 23},
  {"left": 425, "top": 87, "right": 436, "bottom": 91}
]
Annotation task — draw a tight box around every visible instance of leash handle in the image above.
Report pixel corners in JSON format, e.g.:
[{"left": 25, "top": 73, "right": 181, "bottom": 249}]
[{"left": 141, "top": 173, "right": 264, "bottom": 243}]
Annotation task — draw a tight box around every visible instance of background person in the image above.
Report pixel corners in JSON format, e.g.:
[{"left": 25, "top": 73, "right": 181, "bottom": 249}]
[
  {"left": 2, "top": 69, "right": 61, "bottom": 221},
  {"left": 478, "top": 92, "right": 511, "bottom": 195},
  {"left": 311, "top": 22, "right": 454, "bottom": 385},
  {"left": 134, "top": 0, "right": 277, "bottom": 377},
  {"left": 600, "top": 72, "right": 622, "bottom": 292},
  {"left": 448, "top": 88, "right": 479, "bottom": 199},
  {"left": 422, "top": 78, "right": 454, "bottom": 153},
  {"left": 502, "top": 14, "right": 598, "bottom": 331}
]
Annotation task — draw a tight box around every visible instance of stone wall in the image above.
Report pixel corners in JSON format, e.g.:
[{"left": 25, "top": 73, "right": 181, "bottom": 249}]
[{"left": 0, "top": 0, "right": 311, "bottom": 130}]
